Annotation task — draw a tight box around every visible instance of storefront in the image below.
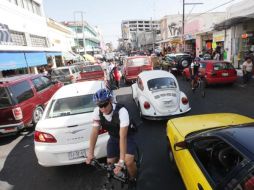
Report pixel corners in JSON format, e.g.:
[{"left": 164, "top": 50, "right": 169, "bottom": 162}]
[
  {"left": 184, "top": 34, "right": 196, "bottom": 55},
  {"left": 240, "top": 32, "right": 254, "bottom": 60}
]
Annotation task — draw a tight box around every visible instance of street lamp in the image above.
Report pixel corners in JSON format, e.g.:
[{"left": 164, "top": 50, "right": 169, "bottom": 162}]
[{"left": 182, "top": 0, "right": 203, "bottom": 51}]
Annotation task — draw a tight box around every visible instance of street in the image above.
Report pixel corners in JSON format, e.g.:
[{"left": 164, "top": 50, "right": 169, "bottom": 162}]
[{"left": 0, "top": 76, "right": 254, "bottom": 190}]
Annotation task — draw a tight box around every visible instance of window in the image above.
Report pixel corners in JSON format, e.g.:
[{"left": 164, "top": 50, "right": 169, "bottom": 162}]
[
  {"left": 30, "top": 34, "right": 47, "bottom": 47},
  {"left": 46, "top": 94, "right": 96, "bottom": 118},
  {"left": 10, "top": 31, "right": 26, "bottom": 46},
  {"left": 127, "top": 58, "right": 149, "bottom": 67},
  {"left": 32, "top": 77, "right": 45, "bottom": 92},
  {"left": 147, "top": 77, "right": 176, "bottom": 91},
  {"left": 192, "top": 138, "right": 244, "bottom": 185},
  {"left": 137, "top": 77, "right": 144, "bottom": 91},
  {"left": 9, "top": 81, "right": 34, "bottom": 103},
  {"left": 71, "top": 67, "right": 76, "bottom": 74},
  {"left": 32, "top": 1, "right": 41, "bottom": 15},
  {"left": 213, "top": 62, "right": 234, "bottom": 71},
  {"left": 0, "top": 87, "right": 12, "bottom": 108},
  {"left": 52, "top": 69, "right": 70, "bottom": 76}
]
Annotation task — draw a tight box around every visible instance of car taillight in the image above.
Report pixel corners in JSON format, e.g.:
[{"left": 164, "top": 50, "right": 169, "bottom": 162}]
[
  {"left": 181, "top": 97, "right": 189, "bottom": 105},
  {"left": 12, "top": 107, "right": 23, "bottom": 120},
  {"left": 144, "top": 101, "right": 150, "bottom": 109},
  {"left": 99, "top": 128, "right": 107, "bottom": 135},
  {"left": 34, "top": 131, "right": 57, "bottom": 143}
]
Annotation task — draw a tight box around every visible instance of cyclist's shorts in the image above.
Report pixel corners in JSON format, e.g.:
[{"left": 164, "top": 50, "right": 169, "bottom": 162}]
[
  {"left": 107, "top": 135, "right": 137, "bottom": 158},
  {"left": 191, "top": 73, "right": 198, "bottom": 80}
]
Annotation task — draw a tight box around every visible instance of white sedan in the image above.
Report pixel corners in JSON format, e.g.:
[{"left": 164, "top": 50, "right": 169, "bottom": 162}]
[
  {"left": 132, "top": 70, "right": 191, "bottom": 120},
  {"left": 34, "top": 80, "right": 109, "bottom": 167}
]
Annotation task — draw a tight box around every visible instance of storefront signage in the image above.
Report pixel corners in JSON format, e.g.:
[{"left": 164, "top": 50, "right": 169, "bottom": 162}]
[
  {"left": 0, "top": 23, "right": 13, "bottom": 45},
  {"left": 213, "top": 31, "right": 225, "bottom": 42},
  {"left": 242, "top": 33, "right": 253, "bottom": 39}
]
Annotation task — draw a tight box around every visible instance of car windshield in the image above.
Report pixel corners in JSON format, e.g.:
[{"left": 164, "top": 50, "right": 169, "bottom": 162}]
[
  {"left": 127, "top": 58, "right": 149, "bottom": 67},
  {"left": 0, "top": 87, "right": 12, "bottom": 108},
  {"left": 213, "top": 62, "right": 234, "bottom": 70},
  {"left": 147, "top": 77, "right": 177, "bottom": 91},
  {"left": 52, "top": 69, "right": 70, "bottom": 76},
  {"left": 200, "top": 62, "right": 207, "bottom": 68},
  {"left": 83, "top": 66, "right": 102, "bottom": 72},
  {"left": 46, "top": 94, "right": 96, "bottom": 118}
]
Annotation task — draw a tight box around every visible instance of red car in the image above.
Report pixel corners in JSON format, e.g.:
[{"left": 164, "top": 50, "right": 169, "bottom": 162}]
[
  {"left": 123, "top": 56, "right": 153, "bottom": 84},
  {"left": 0, "top": 74, "right": 63, "bottom": 136},
  {"left": 78, "top": 64, "right": 104, "bottom": 81},
  {"left": 182, "top": 60, "right": 237, "bottom": 85}
]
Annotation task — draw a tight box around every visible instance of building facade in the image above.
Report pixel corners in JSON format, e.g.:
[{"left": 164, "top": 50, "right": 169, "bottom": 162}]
[
  {"left": 214, "top": 0, "right": 254, "bottom": 67},
  {"left": 62, "top": 21, "right": 102, "bottom": 55},
  {"left": 121, "top": 20, "right": 160, "bottom": 51},
  {"left": 0, "top": 0, "right": 62, "bottom": 77}
]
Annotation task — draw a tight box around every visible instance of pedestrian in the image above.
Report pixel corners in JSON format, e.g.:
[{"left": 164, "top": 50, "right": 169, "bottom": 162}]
[
  {"left": 112, "top": 63, "right": 121, "bottom": 89},
  {"left": 213, "top": 50, "right": 220, "bottom": 61},
  {"left": 242, "top": 56, "right": 253, "bottom": 85}
]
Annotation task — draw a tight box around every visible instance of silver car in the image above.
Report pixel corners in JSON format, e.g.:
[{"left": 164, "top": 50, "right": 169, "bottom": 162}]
[{"left": 51, "top": 66, "right": 81, "bottom": 84}]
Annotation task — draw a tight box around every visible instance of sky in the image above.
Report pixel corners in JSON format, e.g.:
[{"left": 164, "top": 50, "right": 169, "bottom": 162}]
[{"left": 43, "top": 0, "right": 243, "bottom": 47}]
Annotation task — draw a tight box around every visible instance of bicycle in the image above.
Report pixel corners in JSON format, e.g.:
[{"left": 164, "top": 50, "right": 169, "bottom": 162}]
[
  {"left": 87, "top": 147, "right": 142, "bottom": 190},
  {"left": 192, "top": 73, "right": 205, "bottom": 97}
]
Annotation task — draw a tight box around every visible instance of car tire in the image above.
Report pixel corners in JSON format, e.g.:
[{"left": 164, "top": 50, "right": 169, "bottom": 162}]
[
  {"left": 179, "top": 59, "right": 189, "bottom": 69},
  {"left": 168, "top": 148, "right": 178, "bottom": 173},
  {"left": 32, "top": 106, "right": 44, "bottom": 125},
  {"left": 138, "top": 103, "right": 143, "bottom": 119}
]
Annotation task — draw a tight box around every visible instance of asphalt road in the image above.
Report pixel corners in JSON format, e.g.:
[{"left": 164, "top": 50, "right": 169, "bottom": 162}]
[{"left": 0, "top": 76, "right": 254, "bottom": 190}]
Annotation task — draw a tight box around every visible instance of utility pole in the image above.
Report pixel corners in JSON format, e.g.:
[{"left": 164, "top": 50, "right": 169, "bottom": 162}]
[{"left": 182, "top": 1, "right": 203, "bottom": 52}]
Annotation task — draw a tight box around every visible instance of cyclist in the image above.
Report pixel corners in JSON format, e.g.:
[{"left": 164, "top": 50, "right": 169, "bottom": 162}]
[
  {"left": 190, "top": 57, "right": 201, "bottom": 91},
  {"left": 85, "top": 88, "right": 137, "bottom": 181}
]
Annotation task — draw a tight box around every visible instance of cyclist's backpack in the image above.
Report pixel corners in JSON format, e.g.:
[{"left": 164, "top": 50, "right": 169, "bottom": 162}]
[{"left": 114, "top": 103, "right": 141, "bottom": 133}]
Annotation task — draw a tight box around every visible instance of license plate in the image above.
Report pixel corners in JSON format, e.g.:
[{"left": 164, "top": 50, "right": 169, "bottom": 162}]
[
  {"left": 222, "top": 73, "right": 228, "bottom": 76},
  {"left": 68, "top": 149, "right": 86, "bottom": 160}
]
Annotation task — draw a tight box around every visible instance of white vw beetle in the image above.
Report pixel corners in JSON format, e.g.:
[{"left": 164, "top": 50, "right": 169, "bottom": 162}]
[{"left": 132, "top": 70, "right": 191, "bottom": 119}]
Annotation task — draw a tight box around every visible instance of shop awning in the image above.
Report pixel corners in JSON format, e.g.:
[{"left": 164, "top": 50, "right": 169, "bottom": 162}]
[
  {"left": 0, "top": 52, "right": 27, "bottom": 71},
  {"left": 25, "top": 52, "right": 47, "bottom": 67},
  {"left": 214, "top": 16, "right": 254, "bottom": 30},
  {"left": 46, "top": 52, "right": 62, "bottom": 57}
]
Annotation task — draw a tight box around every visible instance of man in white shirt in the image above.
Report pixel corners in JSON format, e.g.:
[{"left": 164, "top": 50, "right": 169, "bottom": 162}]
[{"left": 242, "top": 57, "right": 253, "bottom": 84}]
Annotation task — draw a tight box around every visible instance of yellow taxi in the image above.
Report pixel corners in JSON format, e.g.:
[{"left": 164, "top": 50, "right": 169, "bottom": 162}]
[{"left": 166, "top": 113, "right": 254, "bottom": 190}]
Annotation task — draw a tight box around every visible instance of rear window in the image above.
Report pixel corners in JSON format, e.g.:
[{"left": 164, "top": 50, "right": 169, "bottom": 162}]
[
  {"left": 213, "top": 62, "right": 234, "bottom": 71},
  {"left": 9, "top": 80, "right": 34, "bottom": 103},
  {"left": 0, "top": 87, "right": 12, "bottom": 108},
  {"left": 147, "top": 77, "right": 177, "bottom": 91},
  {"left": 200, "top": 62, "right": 207, "bottom": 68},
  {"left": 46, "top": 94, "right": 96, "bottom": 118},
  {"left": 127, "top": 58, "right": 149, "bottom": 67},
  {"left": 52, "top": 69, "right": 70, "bottom": 76},
  {"left": 83, "top": 66, "right": 102, "bottom": 72}
]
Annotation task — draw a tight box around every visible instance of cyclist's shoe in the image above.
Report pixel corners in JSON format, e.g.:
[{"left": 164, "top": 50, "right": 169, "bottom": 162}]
[{"left": 128, "top": 178, "right": 137, "bottom": 190}]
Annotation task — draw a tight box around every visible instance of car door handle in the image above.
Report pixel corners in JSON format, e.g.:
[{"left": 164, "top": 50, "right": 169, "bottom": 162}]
[{"left": 197, "top": 183, "right": 204, "bottom": 190}]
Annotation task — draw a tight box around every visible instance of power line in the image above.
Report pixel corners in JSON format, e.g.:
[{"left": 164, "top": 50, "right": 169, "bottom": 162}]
[{"left": 186, "top": 0, "right": 238, "bottom": 21}]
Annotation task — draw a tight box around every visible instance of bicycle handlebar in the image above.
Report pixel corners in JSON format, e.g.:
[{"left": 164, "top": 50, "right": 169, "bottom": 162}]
[{"left": 89, "top": 158, "right": 129, "bottom": 183}]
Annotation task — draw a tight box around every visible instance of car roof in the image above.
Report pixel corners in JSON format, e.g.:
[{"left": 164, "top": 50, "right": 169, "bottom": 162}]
[
  {"left": 53, "top": 66, "right": 76, "bottom": 70},
  {"left": 52, "top": 80, "right": 105, "bottom": 99},
  {"left": 138, "top": 70, "right": 177, "bottom": 82},
  {"left": 127, "top": 56, "right": 148, "bottom": 59},
  {"left": 0, "top": 74, "right": 44, "bottom": 86},
  {"left": 201, "top": 60, "right": 232, "bottom": 64},
  {"left": 214, "top": 125, "right": 254, "bottom": 158}
]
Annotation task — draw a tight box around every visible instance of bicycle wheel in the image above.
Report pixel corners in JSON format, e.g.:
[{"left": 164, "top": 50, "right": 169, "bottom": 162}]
[{"left": 199, "top": 79, "right": 205, "bottom": 97}]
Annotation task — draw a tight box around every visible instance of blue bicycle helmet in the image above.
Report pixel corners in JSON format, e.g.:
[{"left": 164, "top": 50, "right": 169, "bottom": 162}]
[{"left": 93, "top": 88, "right": 113, "bottom": 104}]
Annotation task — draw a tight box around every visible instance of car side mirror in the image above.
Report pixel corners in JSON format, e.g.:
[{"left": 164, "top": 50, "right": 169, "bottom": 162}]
[{"left": 174, "top": 141, "right": 187, "bottom": 151}]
